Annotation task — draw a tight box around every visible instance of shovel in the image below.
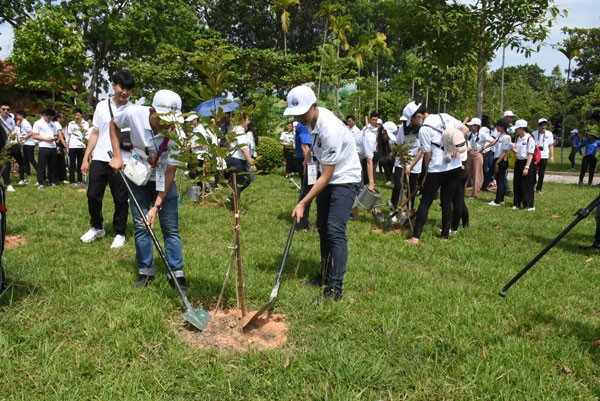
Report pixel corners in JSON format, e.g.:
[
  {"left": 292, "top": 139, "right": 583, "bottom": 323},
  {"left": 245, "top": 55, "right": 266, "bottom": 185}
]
[{"left": 109, "top": 152, "right": 210, "bottom": 330}]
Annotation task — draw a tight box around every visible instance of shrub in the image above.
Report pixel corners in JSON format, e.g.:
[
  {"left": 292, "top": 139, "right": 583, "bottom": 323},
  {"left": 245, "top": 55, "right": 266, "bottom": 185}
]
[{"left": 255, "top": 136, "right": 283, "bottom": 173}]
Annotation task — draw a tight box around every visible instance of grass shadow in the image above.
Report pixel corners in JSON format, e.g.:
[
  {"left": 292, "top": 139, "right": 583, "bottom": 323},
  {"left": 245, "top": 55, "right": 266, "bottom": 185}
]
[{"left": 0, "top": 277, "right": 43, "bottom": 307}]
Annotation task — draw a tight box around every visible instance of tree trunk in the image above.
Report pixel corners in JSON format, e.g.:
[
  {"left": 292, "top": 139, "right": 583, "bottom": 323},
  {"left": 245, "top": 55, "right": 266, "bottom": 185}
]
[
  {"left": 375, "top": 55, "right": 379, "bottom": 112},
  {"left": 500, "top": 44, "right": 506, "bottom": 113},
  {"left": 475, "top": 0, "right": 487, "bottom": 118},
  {"left": 284, "top": 32, "right": 287, "bottom": 58},
  {"left": 560, "top": 58, "right": 572, "bottom": 165}
]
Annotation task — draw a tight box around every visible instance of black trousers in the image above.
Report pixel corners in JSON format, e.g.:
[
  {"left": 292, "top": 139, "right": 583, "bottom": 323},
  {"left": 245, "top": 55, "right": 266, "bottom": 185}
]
[
  {"left": 56, "top": 147, "right": 67, "bottom": 182},
  {"left": 68, "top": 148, "right": 85, "bottom": 183},
  {"left": 87, "top": 160, "right": 129, "bottom": 235},
  {"left": 391, "top": 166, "right": 404, "bottom": 209},
  {"left": 22, "top": 145, "right": 37, "bottom": 175},
  {"left": 451, "top": 164, "right": 469, "bottom": 231},
  {"left": 579, "top": 155, "right": 597, "bottom": 185},
  {"left": 37, "top": 147, "right": 57, "bottom": 185},
  {"left": 2, "top": 144, "right": 25, "bottom": 185},
  {"left": 494, "top": 159, "right": 509, "bottom": 204},
  {"left": 513, "top": 159, "right": 537, "bottom": 209},
  {"left": 536, "top": 158, "right": 548, "bottom": 191},
  {"left": 412, "top": 167, "right": 462, "bottom": 239}
]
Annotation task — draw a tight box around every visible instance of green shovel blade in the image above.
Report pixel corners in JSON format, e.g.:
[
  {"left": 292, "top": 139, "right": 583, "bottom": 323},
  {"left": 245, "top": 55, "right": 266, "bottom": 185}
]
[{"left": 183, "top": 307, "right": 211, "bottom": 331}]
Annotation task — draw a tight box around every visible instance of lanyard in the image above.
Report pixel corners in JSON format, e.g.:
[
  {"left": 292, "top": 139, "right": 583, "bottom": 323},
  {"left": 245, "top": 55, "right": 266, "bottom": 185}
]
[{"left": 148, "top": 129, "right": 170, "bottom": 167}]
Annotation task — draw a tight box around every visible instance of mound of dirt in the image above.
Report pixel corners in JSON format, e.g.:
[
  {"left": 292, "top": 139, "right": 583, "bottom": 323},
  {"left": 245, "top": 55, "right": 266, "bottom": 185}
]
[
  {"left": 5, "top": 235, "right": 26, "bottom": 249},
  {"left": 180, "top": 309, "right": 288, "bottom": 352}
]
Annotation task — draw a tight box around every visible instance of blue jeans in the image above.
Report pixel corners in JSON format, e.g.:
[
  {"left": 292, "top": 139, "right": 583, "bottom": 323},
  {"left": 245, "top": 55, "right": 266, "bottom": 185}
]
[
  {"left": 127, "top": 178, "right": 184, "bottom": 277},
  {"left": 316, "top": 182, "right": 360, "bottom": 293}
]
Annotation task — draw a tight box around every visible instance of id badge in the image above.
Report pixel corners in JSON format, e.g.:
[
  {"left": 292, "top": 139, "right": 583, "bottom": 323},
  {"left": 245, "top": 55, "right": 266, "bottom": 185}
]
[
  {"left": 307, "top": 161, "right": 317, "bottom": 185},
  {"left": 155, "top": 165, "right": 166, "bottom": 192}
]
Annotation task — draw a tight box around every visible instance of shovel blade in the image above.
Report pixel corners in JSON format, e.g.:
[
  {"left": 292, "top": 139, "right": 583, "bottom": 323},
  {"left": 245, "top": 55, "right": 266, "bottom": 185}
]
[{"left": 182, "top": 307, "right": 211, "bottom": 331}]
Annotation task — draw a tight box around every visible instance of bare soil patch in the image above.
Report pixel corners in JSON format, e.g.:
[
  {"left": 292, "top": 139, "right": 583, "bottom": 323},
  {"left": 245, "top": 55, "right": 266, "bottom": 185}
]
[
  {"left": 5, "top": 235, "right": 26, "bottom": 249},
  {"left": 180, "top": 309, "right": 288, "bottom": 352}
]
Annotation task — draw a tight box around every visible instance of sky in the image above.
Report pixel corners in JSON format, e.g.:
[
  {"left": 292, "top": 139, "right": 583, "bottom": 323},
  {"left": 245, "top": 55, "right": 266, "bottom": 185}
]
[{"left": 0, "top": 1, "right": 598, "bottom": 75}]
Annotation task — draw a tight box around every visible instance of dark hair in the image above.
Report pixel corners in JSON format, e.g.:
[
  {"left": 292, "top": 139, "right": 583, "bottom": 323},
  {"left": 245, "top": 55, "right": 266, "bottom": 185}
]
[
  {"left": 495, "top": 119, "right": 509, "bottom": 131},
  {"left": 481, "top": 115, "right": 492, "bottom": 130},
  {"left": 376, "top": 126, "right": 392, "bottom": 159},
  {"left": 415, "top": 104, "right": 428, "bottom": 116},
  {"left": 73, "top": 108, "right": 83, "bottom": 114},
  {"left": 42, "top": 108, "right": 57, "bottom": 118},
  {"left": 112, "top": 69, "right": 135, "bottom": 90},
  {"left": 16, "top": 110, "right": 26, "bottom": 118},
  {"left": 86, "top": 114, "right": 93, "bottom": 121},
  {"left": 369, "top": 112, "right": 380, "bottom": 119},
  {"left": 0, "top": 100, "right": 10, "bottom": 107},
  {"left": 346, "top": 115, "right": 356, "bottom": 121},
  {"left": 248, "top": 122, "right": 259, "bottom": 148}
]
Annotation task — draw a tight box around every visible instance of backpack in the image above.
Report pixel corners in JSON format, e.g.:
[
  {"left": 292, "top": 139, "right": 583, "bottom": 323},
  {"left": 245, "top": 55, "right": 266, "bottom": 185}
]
[{"left": 422, "top": 114, "right": 465, "bottom": 163}]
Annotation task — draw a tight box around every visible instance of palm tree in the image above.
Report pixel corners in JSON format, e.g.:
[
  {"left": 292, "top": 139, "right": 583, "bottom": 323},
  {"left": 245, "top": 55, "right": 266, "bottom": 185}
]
[
  {"left": 330, "top": 14, "right": 352, "bottom": 109},
  {"left": 315, "top": 1, "right": 344, "bottom": 98},
  {"left": 271, "top": 0, "right": 300, "bottom": 58},
  {"left": 557, "top": 34, "right": 583, "bottom": 164},
  {"left": 349, "top": 39, "right": 371, "bottom": 117},
  {"left": 368, "top": 32, "right": 391, "bottom": 113}
]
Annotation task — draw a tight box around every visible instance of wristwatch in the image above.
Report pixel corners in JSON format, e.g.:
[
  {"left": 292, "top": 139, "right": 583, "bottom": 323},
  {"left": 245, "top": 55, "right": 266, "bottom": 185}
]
[{"left": 153, "top": 203, "right": 162, "bottom": 211}]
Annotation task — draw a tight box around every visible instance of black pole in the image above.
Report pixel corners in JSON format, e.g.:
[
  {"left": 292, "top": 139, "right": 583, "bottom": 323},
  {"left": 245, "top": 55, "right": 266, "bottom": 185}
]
[{"left": 499, "top": 194, "right": 600, "bottom": 297}]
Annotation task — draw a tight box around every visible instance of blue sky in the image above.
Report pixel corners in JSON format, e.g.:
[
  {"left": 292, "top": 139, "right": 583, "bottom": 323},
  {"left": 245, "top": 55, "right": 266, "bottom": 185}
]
[{"left": 0, "top": 1, "right": 598, "bottom": 76}]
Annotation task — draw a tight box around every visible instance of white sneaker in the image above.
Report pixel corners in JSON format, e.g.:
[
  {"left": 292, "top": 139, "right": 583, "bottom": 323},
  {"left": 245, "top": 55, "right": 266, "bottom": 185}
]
[
  {"left": 110, "top": 234, "right": 126, "bottom": 249},
  {"left": 38, "top": 185, "right": 44, "bottom": 190},
  {"left": 488, "top": 201, "right": 500, "bottom": 206},
  {"left": 80, "top": 227, "right": 106, "bottom": 243},
  {"left": 18, "top": 180, "right": 27, "bottom": 185},
  {"left": 527, "top": 207, "right": 535, "bottom": 211},
  {"left": 512, "top": 206, "right": 518, "bottom": 210},
  {"left": 6, "top": 185, "right": 15, "bottom": 192}
]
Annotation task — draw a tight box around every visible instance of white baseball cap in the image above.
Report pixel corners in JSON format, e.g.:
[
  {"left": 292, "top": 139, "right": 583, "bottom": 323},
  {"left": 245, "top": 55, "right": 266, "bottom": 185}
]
[
  {"left": 538, "top": 118, "right": 548, "bottom": 125},
  {"left": 402, "top": 101, "right": 422, "bottom": 126},
  {"left": 185, "top": 113, "right": 199, "bottom": 122},
  {"left": 399, "top": 115, "right": 408, "bottom": 122},
  {"left": 382, "top": 121, "right": 397, "bottom": 142},
  {"left": 466, "top": 117, "right": 482, "bottom": 126},
  {"left": 152, "top": 89, "right": 183, "bottom": 123},
  {"left": 571, "top": 129, "right": 579, "bottom": 134},
  {"left": 513, "top": 119, "right": 528, "bottom": 129},
  {"left": 283, "top": 86, "right": 317, "bottom": 116},
  {"left": 503, "top": 110, "right": 516, "bottom": 118}
]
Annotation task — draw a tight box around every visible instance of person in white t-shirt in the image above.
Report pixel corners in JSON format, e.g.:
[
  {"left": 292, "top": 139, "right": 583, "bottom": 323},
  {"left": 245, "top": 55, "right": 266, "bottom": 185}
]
[
  {"left": 345, "top": 115, "right": 361, "bottom": 139},
  {"left": 110, "top": 89, "right": 187, "bottom": 290},
  {"left": 66, "top": 108, "right": 89, "bottom": 185},
  {"left": 225, "top": 111, "right": 255, "bottom": 209},
  {"left": 511, "top": 119, "right": 537, "bottom": 211},
  {"left": 0, "top": 102, "right": 25, "bottom": 191},
  {"left": 80, "top": 69, "right": 135, "bottom": 248},
  {"left": 31, "top": 108, "right": 59, "bottom": 189},
  {"left": 355, "top": 112, "right": 379, "bottom": 192},
  {"left": 465, "top": 117, "right": 492, "bottom": 199},
  {"left": 532, "top": 118, "right": 554, "bottom": 194},
  {"left": 285, "top": 85, "right": 361, "bottom": 301},
  {"left": 185, "top": 113, "right": 218, "bottom": 192},
  {"left": 488, "top": 119, "right": 512, "bottom": 206},
  {"left": 279, "top": 122, "right": 296, "bottom": 178},
  {"left": 15, "top": 110, "right": 36, "bottom": 182},
  {"left": 402, "top": 101, "right": 469, "bottom": 244}
]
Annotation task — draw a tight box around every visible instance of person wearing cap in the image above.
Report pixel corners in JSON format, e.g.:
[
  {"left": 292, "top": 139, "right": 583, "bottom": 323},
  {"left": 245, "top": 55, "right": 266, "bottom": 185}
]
[
  {"left": 355, "top": 112, "right": 379, "bottom": 192},
  {"left": 225, "top": 111, "right": 256, "bottom": 209},
  {"left": 80, "top": 69, "right": 134, "bottom": 249},
  {"left": 403, "top": 122, "right": 424, "bottom": 213},
  {"left": 488, "top": 119, "right": 512, "bottom": 206},
  {"left": 576, "top": 128, "right": 600, "bottom": 186},
  {"left": 279, "top": 121, "right": 296, "bottom": 178},
  {"left": 511, "top": 119, "right": 537, "bottom": 211},
  {"left": 378, "top": 121, "right": 397, "bottom": 186},
  {"left": 502, "top": 110, "right": 516, "bottom": 125},
  {"left": 284, "top": 85, "right": 361, "bottom": 301},
  {"left": 109, "top": 89, "right": 188, "bottom": 290},
  {"left": 185, "top": 113, "right": 217, "bottom": 192},
  {"left": 402, "top": 101, "right": 469, "bottom": 244},
  {"left": 569, "top": 129, "right": 581, "bottom": 169},
  {"left": 465, "top": 117, "right": 492, "bottom": 199},
  {"left": 531, "top": 118, "right": 554, "bottom": 194}
]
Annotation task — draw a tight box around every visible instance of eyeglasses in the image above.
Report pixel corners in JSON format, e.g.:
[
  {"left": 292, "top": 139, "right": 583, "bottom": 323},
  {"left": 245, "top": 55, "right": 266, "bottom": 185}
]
[{"left": 0, "top": 108, "right": 9, "bottom": 111}]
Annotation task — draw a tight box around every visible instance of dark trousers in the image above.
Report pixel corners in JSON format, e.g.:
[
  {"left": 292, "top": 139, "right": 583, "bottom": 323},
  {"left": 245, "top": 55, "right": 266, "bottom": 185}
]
[
  {"left": 569, "top": 147, "right": 577, "bottom": 169},
  {"left": 283, "top": 148, "right": 295, "bottom": 175},
  {"left": 451, "top": 165, "right": 469, "bottom": 231},
  {"left": 391, "top": 166, "right": 404, "bottom": 209},
  {"left": 360, "top": 158, "right": 375, "bottom": 185},
  {"left": 379, "top": 158, "right": 394, "bottom": 182},
  {"left": 412, "top": 167, "right": 462, "bottom": 239},
  {"left": 513, "top": 159, "right": 537, "bottom": 209},
  {"left": 536, "top": 158, "right": 548, "bottom": 191},
  {"left": 2, "top": 144, "right": 25, "bottom": 185},
  {"left": 226, "top": 158, "right": 252, "bottom": 203},
  {"left": 481, "top": 152, "right": 496, "bottom": 189},
  {"left": 316, "top": 182, "right": 360, "bottom": 293},
  {"left": 408, "top": 172, "right": 424, "bottom": 211},
  {"left": 37, "top": 147, "right": 57, "bottom": 185},
  {"left": 87, "top": 160, "right": 129, "bottom": 235},
  {"left": 68, "top": 148, "right": 85, "bottom": 183},
  {"left": 22, "top": 145, "right": 37, "bottom": 175},
  {"left": 296, "top": 159, "right": 313, "bottom": 229},
  {"left": 56, "top": 147, "right": 67, "bottom": 182},
  {"left": 494, "top": 159, "right": 509, "bottom": 204},
  {"left": 579, "top": 155, "right": 597, "bottom": 185}
]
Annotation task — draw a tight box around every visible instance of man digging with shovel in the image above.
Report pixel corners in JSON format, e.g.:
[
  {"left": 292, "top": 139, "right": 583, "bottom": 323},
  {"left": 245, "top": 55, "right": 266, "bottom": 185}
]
[{"left": 284, "top": 85, "right": 361, "bottom": 301}]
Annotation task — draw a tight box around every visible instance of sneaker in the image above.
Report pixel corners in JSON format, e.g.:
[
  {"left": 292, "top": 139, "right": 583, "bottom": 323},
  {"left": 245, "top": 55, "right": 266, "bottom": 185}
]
[
  {"left": 38, "top": 185, "right": 44, "bottom": 190},
  {"left": 512, "top": 206, "right": 518, "bottom": 210},
  {"left": 314, "top": 287, "right": 343, "bottom": 302},
  {"left": 18, "top": 180, "right": 27, "bottom": 185},
  {"left": 168, "top": 276, "right": 188, "bottom": 291},
  {"left": 536, "top": 190, "right": 543, "bottom": 195},
  {"left": 6, "top": 185, "right": 15, "bottom": 192},
  {"left": 135, "top": 274, "right": 155, "bottom": 288},
  {"left": 506, "top": 191, "right": 513, "bottom": 197},
  {"left": 526, "top": 207, "right": 535, "bottom": 211},
  {"left": 110, "top": 234, "right": 126, "bottom": 249},
  {"left": 488, "top": 201, "right": 501, "bottom": 206},
  {"left": 80, "top": 227, "right": 106, "bottom": 243},
  {"left": 386, "top": 181, "right": 393, "bottom": 187}
]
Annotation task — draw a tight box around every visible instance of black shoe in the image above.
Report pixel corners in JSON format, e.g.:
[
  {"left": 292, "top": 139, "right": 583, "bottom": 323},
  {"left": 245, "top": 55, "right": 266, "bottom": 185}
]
[
  {"left": 135, "top": 274, "right": 155, "bottom": 287},
  {"left": 303, "top": 275, "right": 323, "bottom": 287},
  {"left": 505, "top": 191, "right": 513, "bottom": 197},
  {"left": 579, "top": 243, "right": 600, "bottom": 251},
  {"left": 168, "top": 276, "right": 188, "bottom": 291},
  {"left": 314, "top": 288, "right": 343, "bottom": 302}
]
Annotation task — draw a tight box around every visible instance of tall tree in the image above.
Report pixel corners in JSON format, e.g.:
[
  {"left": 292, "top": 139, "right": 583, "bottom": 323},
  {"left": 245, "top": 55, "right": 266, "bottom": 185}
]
[
  {"left": 368, "top": 32, "right": 391, "bottom": 113},
  {"left": 271, "top": 0, "right": 301, "bottom": 57},
  {"left": 315, "top": 1, "right": 344, "bottom": 98}
]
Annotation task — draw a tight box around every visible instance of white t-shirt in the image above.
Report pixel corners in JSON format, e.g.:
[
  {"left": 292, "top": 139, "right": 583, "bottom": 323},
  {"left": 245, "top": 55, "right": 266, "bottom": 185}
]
[
  {"left": 418, "top": 113, "right": 463, "bottom": 173},
  {"left": 247, "top": 131, "right": 257, "bottom": 158},
  {"left": 67, "top": 120, "right": 89, "bottom": 149},
  {"left": 468, "top": 128, "right": 493, "bottom": 153},
  {"left": 493, "top": 133, "right": 512, "bottom": 159},
  {"left": 279, "top": 131, "right": 295, "bottom": 147},
  {"left": 405, "top": 133, "right": 422, "bottom": 174},
  {"left": 532, "top": 130, "right": 553, "bottom": 159},
  {"left": 92, "top": 98, "right": 132, "bottom": 162},
  {"left": 310, "top": 107, "right": 361, "bottom": 185},
  {"left": 191, "top": 124, "right": 217, "bottom": 161},
  {"left": 0, "top": 115, "right": 16, "bottom": 134},
  {"left": 113, "top": 105, "right": 181, "bottom": 181},
  {"left": 32, "top": 118, "right": 57, "bottom": 149},
  {"left": 20, "top": 118, "right": 35, "bottom": 146},
  {"left": 515, "top": 133, "right": 535, "bottom": 160},
  {"left": 479, "top": 126, "right": 494, "bottom": 154},
  {"left": 229, "top": 126, "right": 250, "bottom": 160},
  {"left": 355, "top": 125, "right": 377, "bottom": 160}
]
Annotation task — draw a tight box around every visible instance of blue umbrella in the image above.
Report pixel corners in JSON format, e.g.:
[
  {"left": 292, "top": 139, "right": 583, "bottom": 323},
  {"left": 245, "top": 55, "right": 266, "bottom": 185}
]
[{"left": 195, "top": 97, "right": 240, "bottom": 117}]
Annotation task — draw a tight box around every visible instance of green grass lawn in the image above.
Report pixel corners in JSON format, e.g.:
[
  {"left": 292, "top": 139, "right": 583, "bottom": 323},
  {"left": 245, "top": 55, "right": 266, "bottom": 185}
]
[{"left": 1, "top": 172, "right": 600, "bottom": 400}]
